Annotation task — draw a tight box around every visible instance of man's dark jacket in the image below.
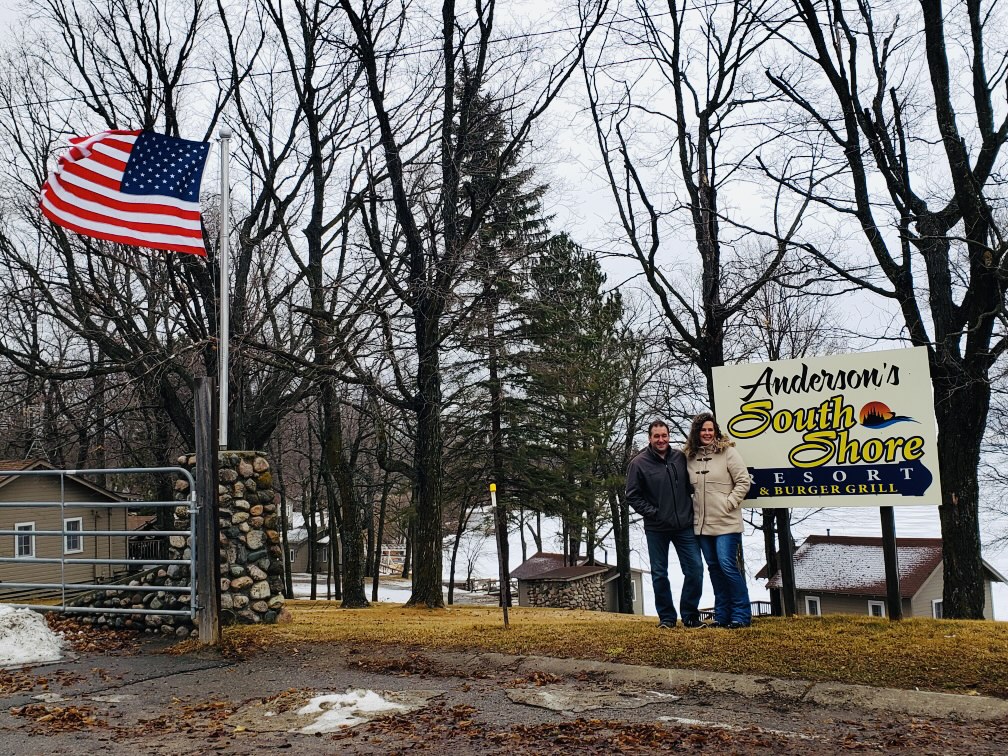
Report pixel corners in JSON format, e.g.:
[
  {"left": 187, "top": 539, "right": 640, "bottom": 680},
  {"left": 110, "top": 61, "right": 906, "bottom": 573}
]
[{"left": 625, "top": 444, "right": 692, "bottom": 532}]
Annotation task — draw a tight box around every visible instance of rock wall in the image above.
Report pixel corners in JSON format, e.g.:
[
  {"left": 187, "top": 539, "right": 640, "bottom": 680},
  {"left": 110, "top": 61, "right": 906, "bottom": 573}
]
[
  {"left": 193, "top": 451, "right": 286, "bottom": 625},
  {"left": 75, "top": 451, "right": 285, "bottom": 637},
  {"left": 526, "top": 574, "right": 606, "bottom": 611}
]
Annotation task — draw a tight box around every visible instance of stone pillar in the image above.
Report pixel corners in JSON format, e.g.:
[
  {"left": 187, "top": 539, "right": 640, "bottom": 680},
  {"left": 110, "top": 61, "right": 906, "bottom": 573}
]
[{"left": 175, "top": 451, "right": 285, "bottom": 625}]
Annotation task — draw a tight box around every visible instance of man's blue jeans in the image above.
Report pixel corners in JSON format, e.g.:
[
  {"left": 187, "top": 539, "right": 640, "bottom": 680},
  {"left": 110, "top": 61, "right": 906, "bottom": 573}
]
[
  {"left": 645, "top": 528, "right": 703, "bottom": 625},
  {"left": 698, "top": 532, "right": 751, "bottom": 625}
]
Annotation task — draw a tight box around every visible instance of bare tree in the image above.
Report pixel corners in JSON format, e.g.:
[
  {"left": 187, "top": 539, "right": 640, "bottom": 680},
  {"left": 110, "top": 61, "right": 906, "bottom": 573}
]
[
  {"left": 334, "top": 0, "right": 609, "bottom": 607},
  {"left": 763, "top": 0, "right": 1008, "bottom": 618},
  {"left": 583, "top": 0, "right": 805, "bottom": 408}
]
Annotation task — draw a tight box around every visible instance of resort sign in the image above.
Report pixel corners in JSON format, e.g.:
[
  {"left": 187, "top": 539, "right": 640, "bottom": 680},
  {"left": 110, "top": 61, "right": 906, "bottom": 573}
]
[{"left": 713, "top": 347, "right": 942, "bottom": 508}]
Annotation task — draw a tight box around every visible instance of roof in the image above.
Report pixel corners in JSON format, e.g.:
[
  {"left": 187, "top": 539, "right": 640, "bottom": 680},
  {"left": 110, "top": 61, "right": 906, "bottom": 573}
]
[
  {"left": 530, "top": 565, "right": 612, "bottom": 581},
  {"left": 0, "top": 458, "right": 128, "bottom": 502},
  {"left": 286, "top": 510, "right": 330, "bottom": 545},
  {"left": 757, "top": 534, "right": 1008, "bottom": 598},
  {"left": 508, "top": 550, "right": 638, "bottom": 581},
  {"left": 510, "top": 551, "right": 590, "bottom": 579},
  {"left": 0, "top": 459, "right": 35, "bottom": 473},
  {"left": 128, "top": 514, "right": 157, "bottom": 531}
]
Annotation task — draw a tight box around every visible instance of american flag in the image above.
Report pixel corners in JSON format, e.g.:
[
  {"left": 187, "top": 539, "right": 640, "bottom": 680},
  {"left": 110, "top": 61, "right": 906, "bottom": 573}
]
[{"left": 40, "top": 129, "right": 211, "bottom": 256}]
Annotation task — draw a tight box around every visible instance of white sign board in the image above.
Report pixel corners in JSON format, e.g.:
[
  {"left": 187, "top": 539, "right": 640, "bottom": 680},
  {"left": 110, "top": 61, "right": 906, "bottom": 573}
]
[{"left": 713, "top": 347, "right": 942, "bottom": 508}]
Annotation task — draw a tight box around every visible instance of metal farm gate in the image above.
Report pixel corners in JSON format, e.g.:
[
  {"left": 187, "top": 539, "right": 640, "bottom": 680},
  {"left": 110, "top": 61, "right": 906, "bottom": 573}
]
[
  {"left": 0, "top": 466, "right": 198, "bottom": 622},
  {"left": 2, "top": 381, "right": 220, "bottom": 642}
]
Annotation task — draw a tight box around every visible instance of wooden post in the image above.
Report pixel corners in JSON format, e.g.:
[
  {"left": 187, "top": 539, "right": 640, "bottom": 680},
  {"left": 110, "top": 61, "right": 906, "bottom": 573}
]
[
  {"left": 195, "top": 377, "right": 221, "bottom": 644},
  {"left": 776, "top": 508, "right": 797, "bottom": 616},
  {"left": 763, "top": 507, "right": 783, "bottom": 615},
  {"left": 881, "top": 506, "right": 902, "bottom": 620},
  {"left": 490, "top": 483, "right": 509, "bottom": 629}
]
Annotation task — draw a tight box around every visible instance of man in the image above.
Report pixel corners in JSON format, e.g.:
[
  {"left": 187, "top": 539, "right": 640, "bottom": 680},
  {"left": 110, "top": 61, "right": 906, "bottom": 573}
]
[{"left": 625, "top": 420, "right": 704, "bottom": 628}]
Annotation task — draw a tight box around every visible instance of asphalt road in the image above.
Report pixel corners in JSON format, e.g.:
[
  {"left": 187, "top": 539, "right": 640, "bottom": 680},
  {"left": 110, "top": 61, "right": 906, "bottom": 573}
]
[{"left": 2, "top": 634, "right": 1007, "bottom": 754}]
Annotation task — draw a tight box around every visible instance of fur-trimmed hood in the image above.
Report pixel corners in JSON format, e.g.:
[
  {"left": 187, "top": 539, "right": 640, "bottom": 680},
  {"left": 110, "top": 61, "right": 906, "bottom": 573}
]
[{"left": 684, "top": 435, "right": 735, "bottom": 459}]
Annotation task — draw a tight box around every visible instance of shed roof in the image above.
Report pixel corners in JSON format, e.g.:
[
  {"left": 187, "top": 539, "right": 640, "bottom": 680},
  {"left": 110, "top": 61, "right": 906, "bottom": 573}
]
[
  {"left": 510, "top": 551, "right": 591, "bottom": 579},
  {"left": 757, "top": 534, "right": 1007, "bottom": 598},
  {"left": 509, "top": 550, "right": 642, "bottom": 581},
  {"left": 530, "top": 565, "right": 611, "bottom": 581}
]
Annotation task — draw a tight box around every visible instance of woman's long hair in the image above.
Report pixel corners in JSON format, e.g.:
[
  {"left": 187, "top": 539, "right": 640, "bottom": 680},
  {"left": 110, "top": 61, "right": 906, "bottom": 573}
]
[{"left": 684, "top": 411, "right": 724, "bottom": 458}]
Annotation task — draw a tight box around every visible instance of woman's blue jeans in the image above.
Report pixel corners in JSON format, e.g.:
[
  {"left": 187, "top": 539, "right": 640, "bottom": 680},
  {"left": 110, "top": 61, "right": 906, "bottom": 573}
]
[
  {"left": 698, "top": 532, "right": 751, "bottom": 625},
  {"left": 645, "top": 527, "right": 703, "bottom": 626}
]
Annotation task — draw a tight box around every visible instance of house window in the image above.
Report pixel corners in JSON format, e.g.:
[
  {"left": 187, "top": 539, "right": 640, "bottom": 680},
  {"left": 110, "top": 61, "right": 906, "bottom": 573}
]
[
  {"left": 868, "top": 600, "right": 885, "bottom": 617},
  {"left": 64, "top": 517, "right": 83, "bottom": 554},
  {"left": 805, "top": 595, "right": 821, "bottom": 616},
  {"left": 631, "top": 578, "right": 637, "bottom": 604},
  {"left": 932, "top": 599, "right": 943, "bottom": 619},
  {"left": 15, "top": 522, "right": 35, "bottom": 558},
  {"left": 288, "top": 548, "right": 296, "bottom": 565}
]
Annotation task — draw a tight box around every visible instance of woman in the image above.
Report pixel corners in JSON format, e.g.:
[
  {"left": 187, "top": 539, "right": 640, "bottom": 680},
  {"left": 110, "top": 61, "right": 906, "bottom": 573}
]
[{"left": 685, "top": 411, "right": 752, "bottom": 629}]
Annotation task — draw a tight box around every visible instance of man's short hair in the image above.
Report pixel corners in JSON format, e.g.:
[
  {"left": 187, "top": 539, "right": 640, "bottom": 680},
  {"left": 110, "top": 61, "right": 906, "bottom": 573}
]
[{"left": 648, "top": 420, "right": 670, "bottom": 435}]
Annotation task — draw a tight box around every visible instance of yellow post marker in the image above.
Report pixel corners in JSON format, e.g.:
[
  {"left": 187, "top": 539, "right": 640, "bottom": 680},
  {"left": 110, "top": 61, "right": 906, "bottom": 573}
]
[{"left": 490, "top": 482, "right": 509, "bottom": 629}]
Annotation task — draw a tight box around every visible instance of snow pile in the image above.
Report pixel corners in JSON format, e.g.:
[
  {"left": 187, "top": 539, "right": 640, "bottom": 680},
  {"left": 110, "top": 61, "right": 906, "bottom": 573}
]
[
  {"left": 296, "top": 689, "right": 405, "bottom": 734},
  {"left": 0, "top": 605, "right": 64, "bottom": 667}
]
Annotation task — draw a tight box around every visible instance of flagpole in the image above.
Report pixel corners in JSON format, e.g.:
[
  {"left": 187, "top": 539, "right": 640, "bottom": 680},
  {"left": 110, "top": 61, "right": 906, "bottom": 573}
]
[{"left": 218, "top": 126, "right": 231, "bottom": 450}]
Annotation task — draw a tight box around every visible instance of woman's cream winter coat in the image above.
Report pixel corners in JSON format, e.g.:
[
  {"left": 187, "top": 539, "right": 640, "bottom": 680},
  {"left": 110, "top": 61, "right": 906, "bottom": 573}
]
[{"left": 687, "top": 438, "right": 751, "bottom": 536}]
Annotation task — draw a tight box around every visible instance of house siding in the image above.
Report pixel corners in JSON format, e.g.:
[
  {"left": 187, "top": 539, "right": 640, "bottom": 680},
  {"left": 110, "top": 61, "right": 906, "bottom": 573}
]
[
  {"left": 799, "top": 591, "right": 911, "bottom": 617},
  {"left": 289, "top": 541, "right": 334, "bottom": 575},
  {"left": 1, "top": 475, "right": 127, "bottom": 597},
  {"left": 602, "top": 571, "right": 644, "bottom": 615},
  {"left": 518, "top": 580, "right": 531, "bottom": 607},
  {"left": 897, "top": 564, "right": 995, "bottom": 620},
  {"left": 911, "top": 564, "right": 944, "bottom": 618}
]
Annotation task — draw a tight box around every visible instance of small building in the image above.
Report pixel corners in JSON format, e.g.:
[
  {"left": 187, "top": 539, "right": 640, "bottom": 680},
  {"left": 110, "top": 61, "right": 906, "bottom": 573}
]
[
  {"left": 756, "top": 534, "right": 1007, "bottom": 619},
  {"left": 510, "top": 551, "right": 644, "bottom": 614},
  {"left": 0, "top": 459, "right": 129, "bottom": 600},
  {"left": 286, "top": 510, "right": 335, "bottom": 573}
]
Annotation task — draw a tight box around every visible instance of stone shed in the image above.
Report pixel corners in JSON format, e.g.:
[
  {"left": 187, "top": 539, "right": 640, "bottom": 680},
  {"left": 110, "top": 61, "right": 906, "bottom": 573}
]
[{"left": 510, "top": 551, "right": 644, "bottom": 614}]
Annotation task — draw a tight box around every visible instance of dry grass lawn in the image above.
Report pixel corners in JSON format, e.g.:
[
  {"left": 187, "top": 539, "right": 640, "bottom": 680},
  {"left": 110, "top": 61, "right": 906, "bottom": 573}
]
[{"left": 218, "top": 601, "right": 1008, "bottom": 698}]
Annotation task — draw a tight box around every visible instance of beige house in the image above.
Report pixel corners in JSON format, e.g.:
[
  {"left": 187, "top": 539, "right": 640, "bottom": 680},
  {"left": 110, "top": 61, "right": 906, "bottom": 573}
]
[
  {"left": 285, "top": 510, "right": 334, "bottom": 574},
  {"left": 0, "top": 459, "right": 129, "bottom": 601},
  {"left": 510, "top": 551, "right": 645, "bottom": 615},
  {"left": 757, "top": 534, "right": 1006, "bottom": 619}
]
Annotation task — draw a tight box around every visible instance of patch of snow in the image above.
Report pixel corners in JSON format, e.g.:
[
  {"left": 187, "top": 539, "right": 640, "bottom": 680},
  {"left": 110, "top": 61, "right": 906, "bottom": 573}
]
[
  {"left": 0, "top": 604, "right": 64, "bottom": 667},
  {"left": 296, "top": 689, "right": 406, "bottom": 733}
]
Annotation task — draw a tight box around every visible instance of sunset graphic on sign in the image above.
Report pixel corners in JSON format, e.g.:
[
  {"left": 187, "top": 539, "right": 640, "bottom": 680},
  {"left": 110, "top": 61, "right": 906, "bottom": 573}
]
[{"left": 860, "top": 401, "right": 917, "bottom": 428}]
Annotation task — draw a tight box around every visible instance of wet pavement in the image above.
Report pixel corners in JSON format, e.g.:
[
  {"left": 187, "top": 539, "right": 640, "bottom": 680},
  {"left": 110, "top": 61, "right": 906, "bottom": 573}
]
[{"left": 2, "top": 635, "right": 1007, "bottom": 754}]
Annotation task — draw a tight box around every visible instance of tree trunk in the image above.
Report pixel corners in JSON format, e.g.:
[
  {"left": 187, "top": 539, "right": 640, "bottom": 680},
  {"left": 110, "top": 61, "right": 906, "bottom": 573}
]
[
  {"left": 327, "top": 411, "right": 368, "bottom": 608},
  {"left": 519, "top": 506, "right": 528, "bottom": 562},
  {"left": 372, "top": 471, "right": 390, "bottom": 602},
  {"left": 402, "top": 520, "right": 413, "bottom": 579},
  {"left": 487, "top": 294, "right": 512, "bottom": 607},
  {"left": 322, "top": 468, "right": 342, "bottom": 601},
  {"left": 275, "top": 454, "right": 294, "bottom": 599},
  {"left": 448, "top": 510, "right": 466, "bottom": 606},
  {"left": 406, "top": 315, "right": 445, "bottom": 607},
  {"left": 934, "top": 367, "right": 987, "bottom": 618},
  {"left": 365, "top": 499, "right": 375, "bottom": 578},
  {"left": 609, "top": 489, "right": 633, "bottom": 613}
]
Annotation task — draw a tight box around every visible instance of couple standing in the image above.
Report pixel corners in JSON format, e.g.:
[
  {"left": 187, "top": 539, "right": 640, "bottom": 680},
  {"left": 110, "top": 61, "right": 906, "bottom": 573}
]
[{"left": 625, "top": 413, "right": 752, "bottom": 629}]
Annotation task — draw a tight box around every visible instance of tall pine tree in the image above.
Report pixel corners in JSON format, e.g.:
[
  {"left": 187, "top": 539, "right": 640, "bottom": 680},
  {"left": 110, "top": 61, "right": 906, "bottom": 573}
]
[
  {"left": 508, "top": 234, "right": 628, "bottom": 566},
  {"left": 442, "top": 78, "right": 550, "bottom": 605}
]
